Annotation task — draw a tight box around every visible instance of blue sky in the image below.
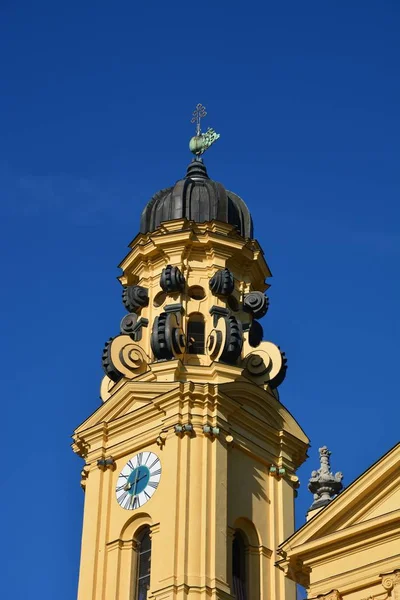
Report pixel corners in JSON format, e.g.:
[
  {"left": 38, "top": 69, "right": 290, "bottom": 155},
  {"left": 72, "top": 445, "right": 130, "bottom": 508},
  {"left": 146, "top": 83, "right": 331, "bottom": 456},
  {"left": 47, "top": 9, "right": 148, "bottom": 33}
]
[{"left": 1, "top": 2, "right": 399, "bottom": 598}]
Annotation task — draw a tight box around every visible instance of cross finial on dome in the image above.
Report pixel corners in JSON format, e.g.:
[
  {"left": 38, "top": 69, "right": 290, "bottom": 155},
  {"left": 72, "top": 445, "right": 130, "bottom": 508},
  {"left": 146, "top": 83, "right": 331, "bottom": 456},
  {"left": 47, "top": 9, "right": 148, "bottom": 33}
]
[
  {"left": 189, "top": 103, "right": 220, "bottom": 157},
  {"left": 191, "top": 103, "right": 207, "bottom": 137}
]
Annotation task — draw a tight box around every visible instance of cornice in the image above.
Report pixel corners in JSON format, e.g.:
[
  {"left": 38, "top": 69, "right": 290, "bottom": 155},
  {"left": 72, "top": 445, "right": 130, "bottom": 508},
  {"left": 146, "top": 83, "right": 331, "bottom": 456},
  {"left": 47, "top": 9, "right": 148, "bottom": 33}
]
[
  {"left": 74, "top": 380, "right": 178, "bottom": 433},
  {"left": 281, "top": 509, "right": 400, "bottom": 563},
  {"left": 118, "top": 220, "right": 271, "bottom": 286},
  {"left": 307, "top": 559, "right": 400, "bottom": 597},
  {"left": 72, "top": 379, "right": 308, "bottom": 472}
]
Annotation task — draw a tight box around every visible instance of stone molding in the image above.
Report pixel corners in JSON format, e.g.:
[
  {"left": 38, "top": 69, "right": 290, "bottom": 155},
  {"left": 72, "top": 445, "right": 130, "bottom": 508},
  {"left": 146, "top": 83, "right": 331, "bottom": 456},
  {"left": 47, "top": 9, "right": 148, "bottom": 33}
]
[
  {"left": 309, "top": 590, "right": 342, "bottom": 600},
  {"left": 381, "top": 570, "right": 400, "bottom": 600}
]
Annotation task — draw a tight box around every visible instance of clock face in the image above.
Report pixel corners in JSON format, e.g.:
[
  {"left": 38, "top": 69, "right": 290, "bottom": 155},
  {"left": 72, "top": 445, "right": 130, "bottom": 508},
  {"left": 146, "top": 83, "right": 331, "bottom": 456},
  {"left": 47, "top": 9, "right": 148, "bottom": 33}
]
[{"left": 116, "top": 451, "right": 161, "bottom": 510}]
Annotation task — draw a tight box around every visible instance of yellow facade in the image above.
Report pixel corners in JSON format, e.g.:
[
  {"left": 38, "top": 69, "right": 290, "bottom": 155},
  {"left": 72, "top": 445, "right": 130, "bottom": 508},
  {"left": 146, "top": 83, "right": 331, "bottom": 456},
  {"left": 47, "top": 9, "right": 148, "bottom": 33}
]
[
  {"left": 278, "top": 443, "right": 400, "bottom": 600},
  {"left": 72, "top": 217, "right": 309, "bottom": 599}
]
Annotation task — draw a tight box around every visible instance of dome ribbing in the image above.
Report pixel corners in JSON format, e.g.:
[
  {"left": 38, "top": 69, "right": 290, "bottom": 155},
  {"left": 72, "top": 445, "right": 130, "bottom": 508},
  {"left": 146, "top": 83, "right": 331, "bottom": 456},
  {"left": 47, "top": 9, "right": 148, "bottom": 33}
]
[{"left": 140, "top": 159, "right": 253, "bottom": 238}]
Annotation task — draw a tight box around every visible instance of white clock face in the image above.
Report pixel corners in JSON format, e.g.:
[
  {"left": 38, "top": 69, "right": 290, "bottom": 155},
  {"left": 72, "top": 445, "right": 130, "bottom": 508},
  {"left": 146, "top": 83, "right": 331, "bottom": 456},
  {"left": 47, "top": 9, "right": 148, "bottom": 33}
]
[{"left": 116, "top": 451, "right": 161, "bottom": 510}]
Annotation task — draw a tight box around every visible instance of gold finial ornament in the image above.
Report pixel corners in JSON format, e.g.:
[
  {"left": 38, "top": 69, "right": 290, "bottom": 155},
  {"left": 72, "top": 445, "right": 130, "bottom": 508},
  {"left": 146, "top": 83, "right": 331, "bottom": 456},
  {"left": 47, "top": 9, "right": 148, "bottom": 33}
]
[{"left": 189, "top": 103, "right": 220, "bottom": 156}]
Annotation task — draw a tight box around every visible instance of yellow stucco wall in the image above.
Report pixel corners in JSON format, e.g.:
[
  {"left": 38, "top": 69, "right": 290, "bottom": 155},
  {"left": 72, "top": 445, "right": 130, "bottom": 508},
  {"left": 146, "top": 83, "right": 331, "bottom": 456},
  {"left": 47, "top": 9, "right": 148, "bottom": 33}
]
[{"left": 72, "top": 218, "right": 309, "bottom": 600}]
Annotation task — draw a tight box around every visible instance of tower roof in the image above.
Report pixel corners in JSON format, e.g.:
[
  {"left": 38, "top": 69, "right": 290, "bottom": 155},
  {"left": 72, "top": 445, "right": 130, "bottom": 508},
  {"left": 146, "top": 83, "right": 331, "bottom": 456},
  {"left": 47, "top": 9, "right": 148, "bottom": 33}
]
[{"left": 139, "top": 159, "right": 254, "bottom": 238}]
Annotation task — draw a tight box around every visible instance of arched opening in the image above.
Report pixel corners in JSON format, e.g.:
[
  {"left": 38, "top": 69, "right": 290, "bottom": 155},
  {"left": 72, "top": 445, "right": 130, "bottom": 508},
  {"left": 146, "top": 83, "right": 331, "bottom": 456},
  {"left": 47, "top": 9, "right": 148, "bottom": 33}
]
[
  {"left": 187, "top": 313, "right": 205, "bottom": 354},
  {"left": 135, "top": 527, "right": 151, "bottom": 600},
  {"left": 232, "top": 530, "right": 247, "bottom": 600}
]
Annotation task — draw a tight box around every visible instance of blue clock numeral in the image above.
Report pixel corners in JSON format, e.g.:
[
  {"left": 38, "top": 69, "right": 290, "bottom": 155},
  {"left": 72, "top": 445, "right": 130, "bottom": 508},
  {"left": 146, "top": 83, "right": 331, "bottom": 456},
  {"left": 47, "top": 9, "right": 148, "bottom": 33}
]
[
  {"left": 118, "top": 491, "right": 129, "bottom": 505},
  {"left": 149, "top": 457, "right": 160, "bottom": 469}
]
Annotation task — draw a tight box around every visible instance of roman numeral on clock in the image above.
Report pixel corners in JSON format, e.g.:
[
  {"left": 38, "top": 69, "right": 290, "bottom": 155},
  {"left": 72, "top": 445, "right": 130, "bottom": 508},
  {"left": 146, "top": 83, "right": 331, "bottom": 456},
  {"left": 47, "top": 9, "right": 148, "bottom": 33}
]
[
  {"left": 117, "top": 491, "right": 129, "bottom": 505},
  {"left": 149, "top": 457, "right": 160, "bottom": 469}
]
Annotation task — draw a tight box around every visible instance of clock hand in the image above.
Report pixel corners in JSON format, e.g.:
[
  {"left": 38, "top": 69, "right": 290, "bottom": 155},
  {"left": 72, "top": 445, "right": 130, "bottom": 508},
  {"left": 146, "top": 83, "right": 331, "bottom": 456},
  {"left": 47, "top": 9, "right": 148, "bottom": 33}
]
[
  {"left": 131, "top": 468, "right": 140, "bottom": 496},
  {"left": 123, "top": 468, "right": 141, "bottom": 492},
  {"left": 134, "top": 473, "right": 148, "bottom": 485}
]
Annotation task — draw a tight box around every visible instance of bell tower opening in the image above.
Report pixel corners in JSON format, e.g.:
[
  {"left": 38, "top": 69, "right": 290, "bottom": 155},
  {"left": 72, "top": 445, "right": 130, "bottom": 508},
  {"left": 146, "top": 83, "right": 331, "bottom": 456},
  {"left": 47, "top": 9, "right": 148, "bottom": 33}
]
[
  {"left": 136, "top": 527, "right": 151, "bottom": 600},
  {"left": 187, "top": 313, "right": 205, "bottom": 354},
  {"left": 232, "top": 530, "right": 247, "bottom": 600}
]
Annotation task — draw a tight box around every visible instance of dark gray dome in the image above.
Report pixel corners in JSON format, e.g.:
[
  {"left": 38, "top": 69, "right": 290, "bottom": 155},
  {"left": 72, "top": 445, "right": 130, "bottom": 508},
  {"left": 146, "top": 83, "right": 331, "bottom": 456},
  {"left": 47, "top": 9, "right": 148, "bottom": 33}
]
[{"left": 140, "top": 159, "right": 253, "bottom": 238}]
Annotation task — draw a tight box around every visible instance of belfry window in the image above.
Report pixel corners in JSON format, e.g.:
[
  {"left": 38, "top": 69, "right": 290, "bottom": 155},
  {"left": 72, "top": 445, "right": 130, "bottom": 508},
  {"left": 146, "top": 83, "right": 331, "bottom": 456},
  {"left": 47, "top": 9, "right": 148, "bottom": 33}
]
[
  {"left": 232, "top": 531, "right": 247, "bottom": 600},
  {"left": 136, "top": 527, "right": 151, "bottom": 600},
  {"left": 187, "top": 313, "right": 205, "bottom": 354}
]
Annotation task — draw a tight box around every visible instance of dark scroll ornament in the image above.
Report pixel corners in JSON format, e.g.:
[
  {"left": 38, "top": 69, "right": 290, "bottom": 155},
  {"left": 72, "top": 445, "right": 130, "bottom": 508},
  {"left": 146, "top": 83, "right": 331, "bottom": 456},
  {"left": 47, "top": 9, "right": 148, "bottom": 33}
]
[
  {"left": 220, "top": 315, "right": 243, "bottom": 363},
  {"left": 122, "top": 286, "right": 149, "bottom": 313},
  {"left": 160, "top": 265, "right": 185, "bottom": 293},
  {"left": 209, "top": 268, "right": 234, "bottom": 296},
  {"left": 248, "top": 320, "right": 263, "bottom": 347},
  {"left": 151, "top": 312, "right": 186, "bottom": 360},
  {"left": 268, "top": 349, "right": 287, "bottom": 389},
  {"left": 243, "top": 291, "right": 269, "bottom": 319},
  {"left": 120, "top": 313, "right": 138, "bottom": 336},
  {"left": 101, "top": 338, "right": 123, "bottom": 383}
]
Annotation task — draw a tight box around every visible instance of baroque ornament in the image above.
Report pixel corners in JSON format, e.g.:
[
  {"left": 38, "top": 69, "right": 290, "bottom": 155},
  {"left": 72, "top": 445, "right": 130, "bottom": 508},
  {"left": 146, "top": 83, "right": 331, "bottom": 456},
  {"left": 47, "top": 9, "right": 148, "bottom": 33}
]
[
  {"left": 207, "top": 314, "right": 243, "bottom": 364},
  {"left": 102, "top": 335, "right": 149, "bottom": 381},
  {"left": 209, "top": 268, "right": 234, "bottom": 296},
  {"left": 160, "top": 265, "right": 185, "bottom": 293},
  {"left": 102, "top": 338, "right": 123, "bottom": 383},
  {"left": 122, "top": 286, "right": 149, "bottom": 312},
  {"left": 243, "top": 342, "right": 287, "bottom": 388},
  {"left": 120, "top": 313, "right": 138, "bottom": 335},
  {"left": 308, "top": 446, "right": 344, "bottom": 510},
  {"left": 269, "top": 349, "right": 288, "bottom": 389},
  {"left": 151, "top": 312, "right": 186, "bottom": 360},
  {"left": 243, "top": 291, "right": 269, "bottom": 319}
]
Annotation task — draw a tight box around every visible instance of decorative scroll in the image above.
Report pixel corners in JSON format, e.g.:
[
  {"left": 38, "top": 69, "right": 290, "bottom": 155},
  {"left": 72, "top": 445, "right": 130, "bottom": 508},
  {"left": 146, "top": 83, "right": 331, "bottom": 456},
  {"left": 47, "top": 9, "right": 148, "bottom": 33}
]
[
  {"left": 243, "top": 341, "right": 287, "bottom": 388},
  {"left": 150, "top": 312, "right": 186, "bottom": 360},
  {"left": 206, "top": 314, "right": 243, "bottom": 364},
  {"left": 209, "top": 268, "right": 234, "bottom": 296},
  {"left": 120, "top": 313, "right": 138, "bottom": 335},
  {"left": 243, "top": 291, "right": 269, "bottom": 319},
  {"left": 101, "top": 335, "right": 149, "bottom": 381},
  {"left": 122, "top": 285, "right": 149, "bottom": 312},
  {"left": 160, "top": 265, "right": 185, "bottom": 293},
  {"left": 102, "top": 337, "right": 123, "bottom": 383}
]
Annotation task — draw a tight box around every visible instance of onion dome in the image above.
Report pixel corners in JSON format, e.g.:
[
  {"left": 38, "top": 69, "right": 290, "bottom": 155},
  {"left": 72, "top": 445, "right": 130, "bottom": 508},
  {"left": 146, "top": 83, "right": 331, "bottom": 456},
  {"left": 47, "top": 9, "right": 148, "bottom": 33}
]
[{"left": 140, "top": 159, "right": 253, "bottom": 238}]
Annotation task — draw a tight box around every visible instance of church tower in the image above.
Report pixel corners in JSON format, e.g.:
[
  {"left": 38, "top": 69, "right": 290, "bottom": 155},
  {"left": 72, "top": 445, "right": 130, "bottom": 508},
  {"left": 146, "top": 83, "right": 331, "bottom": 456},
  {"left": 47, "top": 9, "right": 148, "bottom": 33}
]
[{"left": 72, "top": 108, "right": 309, "bottom": 600}]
